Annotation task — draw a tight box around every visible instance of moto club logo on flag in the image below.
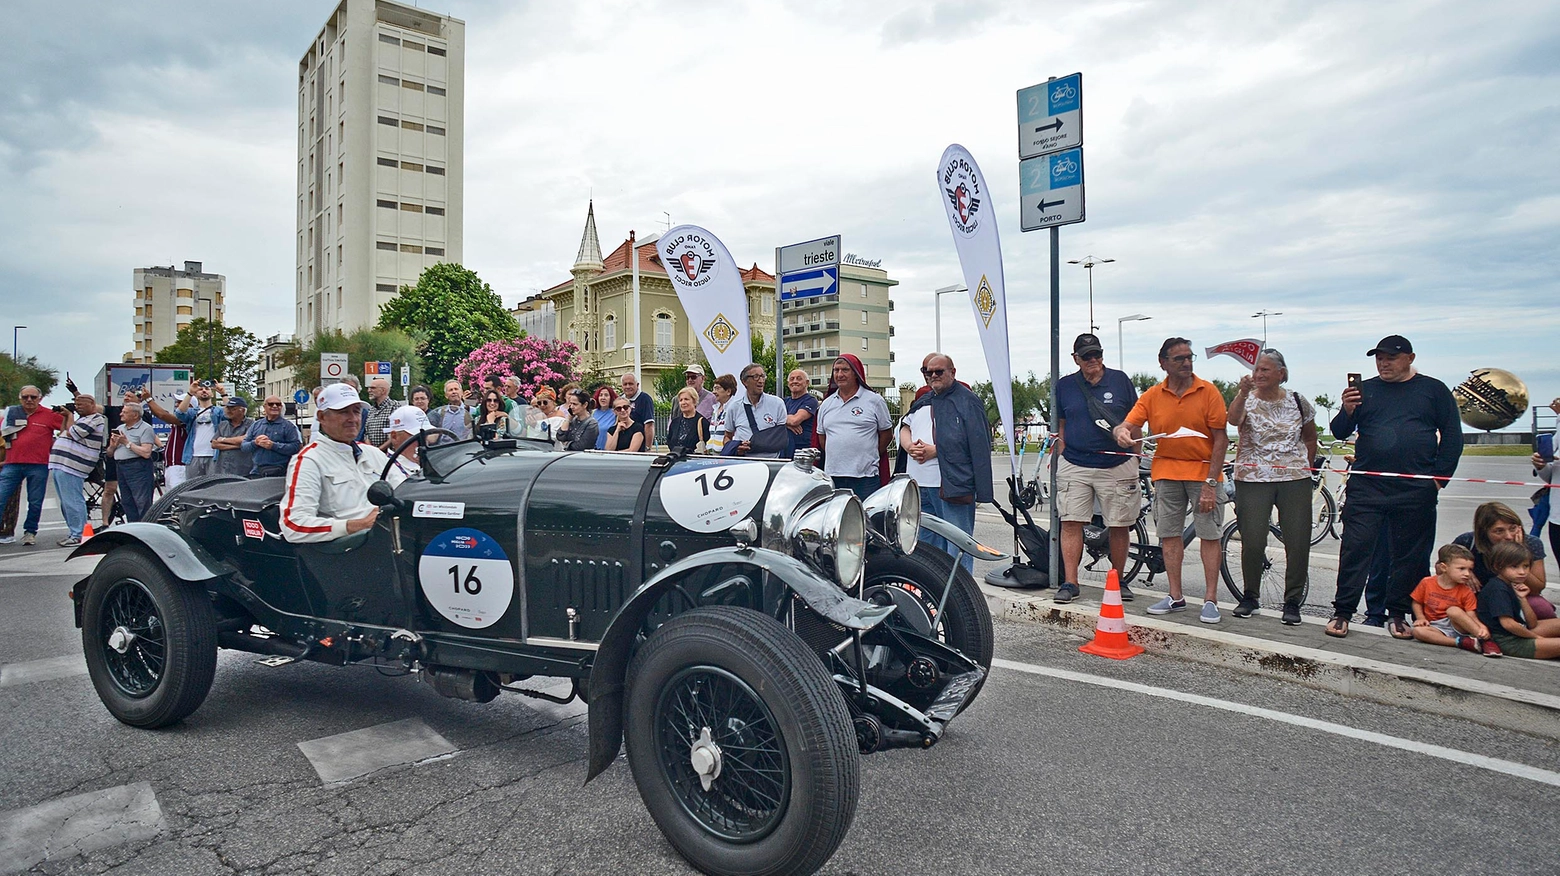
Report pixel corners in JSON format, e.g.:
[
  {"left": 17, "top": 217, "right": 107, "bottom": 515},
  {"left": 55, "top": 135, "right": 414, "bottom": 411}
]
[
  {"left": 659, "top": 225, "right": 752, "bottom": 380},
  {"left": 935, "top": 144, "right": 1018, "bottom": 478},
  {"left": 1205, "top": 338, "right": 1264, "bottom": 370}
]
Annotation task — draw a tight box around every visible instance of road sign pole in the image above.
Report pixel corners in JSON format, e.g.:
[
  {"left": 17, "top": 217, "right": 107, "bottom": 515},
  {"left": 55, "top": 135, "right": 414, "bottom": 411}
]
[
  {"left": 774, "top": 246, "right": 783, "bottom": 393},
  {"left": 1048, "top": 225, "right": 1061, "bottom": 590}
]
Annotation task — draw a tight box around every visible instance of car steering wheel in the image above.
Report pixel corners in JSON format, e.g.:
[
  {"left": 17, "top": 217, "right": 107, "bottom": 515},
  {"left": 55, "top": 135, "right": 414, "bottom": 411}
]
[{"left": 381, "top": 428, "right": 462, "bottom": 483}]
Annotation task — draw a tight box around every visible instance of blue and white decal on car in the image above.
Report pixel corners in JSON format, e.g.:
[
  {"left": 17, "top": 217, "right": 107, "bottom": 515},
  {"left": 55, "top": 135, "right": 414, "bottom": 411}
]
[{"left": 418, "top": 527, "right": 515, "bottom": 629}]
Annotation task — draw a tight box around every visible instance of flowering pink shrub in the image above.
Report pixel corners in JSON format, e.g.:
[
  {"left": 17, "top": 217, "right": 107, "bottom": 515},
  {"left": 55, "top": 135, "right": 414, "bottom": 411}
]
[{"left": 455, "top": 337, "right": 581, "bottom": 398}]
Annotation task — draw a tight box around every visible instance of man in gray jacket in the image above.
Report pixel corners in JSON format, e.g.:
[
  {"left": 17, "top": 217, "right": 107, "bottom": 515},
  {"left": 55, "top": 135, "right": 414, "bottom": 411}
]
[{"left": 902, "top": 353, "right": 992, "bottom": 570}]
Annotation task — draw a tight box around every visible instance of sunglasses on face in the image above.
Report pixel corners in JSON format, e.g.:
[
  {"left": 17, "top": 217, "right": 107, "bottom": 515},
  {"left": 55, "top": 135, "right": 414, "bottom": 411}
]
[
  {"left": 614, "top": 404, "right": 631, "bottom": 411},
  {"left": 1077, "top": 352, "right": 1102, "bottom": 362},
  {"left": 920, "top": 368, "right": 945, "bottom": 377},
  {"left": 21, "top": 394, "right": 40, "bottom": 400},
  {"left": 265, "top": 402, "right": 283, "bottom": 407},
  {"left": 1167, "top": 354, "right": 1195, "bottom": 364}
]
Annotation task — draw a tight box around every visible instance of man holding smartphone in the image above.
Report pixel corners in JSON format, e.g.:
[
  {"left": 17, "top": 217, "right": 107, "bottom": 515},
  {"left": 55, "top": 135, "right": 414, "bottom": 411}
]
[{"left": 1325, "top": 335, "right": 1463, "bottom": 639}]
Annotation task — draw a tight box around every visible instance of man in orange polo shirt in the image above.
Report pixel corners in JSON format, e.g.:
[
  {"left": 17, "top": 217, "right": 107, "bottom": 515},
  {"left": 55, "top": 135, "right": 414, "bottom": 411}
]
[{"left": 1113, "top": 337, "right": 1230, "bottom": 623}]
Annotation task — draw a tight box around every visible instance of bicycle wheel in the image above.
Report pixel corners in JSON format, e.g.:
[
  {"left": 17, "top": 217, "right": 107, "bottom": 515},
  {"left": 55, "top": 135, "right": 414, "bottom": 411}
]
[
  {"left": 1120, "top": 519, "right": 1150, "bottom": 584},
  {"left": 1220, "top": 521, "right": 1304, "bottom": 610},
  {"left": 1309, "top": 486, "right": 1336, "bottom": 546}
]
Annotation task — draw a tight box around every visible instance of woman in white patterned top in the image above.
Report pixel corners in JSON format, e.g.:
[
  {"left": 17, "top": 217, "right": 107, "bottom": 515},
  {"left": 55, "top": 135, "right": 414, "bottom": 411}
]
[{"left": 1227, "top": 349, "right": 1319, "bottom": 624}]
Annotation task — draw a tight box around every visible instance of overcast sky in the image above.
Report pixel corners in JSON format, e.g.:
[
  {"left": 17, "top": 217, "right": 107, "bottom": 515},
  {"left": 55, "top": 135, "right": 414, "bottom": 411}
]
[{"left": 4, "top": 0, "right": 1556, "bottom": 423}]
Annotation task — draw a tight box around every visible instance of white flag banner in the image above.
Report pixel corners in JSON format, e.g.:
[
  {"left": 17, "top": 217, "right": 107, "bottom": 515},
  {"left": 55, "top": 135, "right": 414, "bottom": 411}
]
[
  {"left": 936, "top": 144, "right": 1018, "bottom": 478},
  {"left": 1205, "top": 338, "right": 1264, "bottom": 371},
  {"left": 658, "top": 225, "right": 752, "bottom": 381}
]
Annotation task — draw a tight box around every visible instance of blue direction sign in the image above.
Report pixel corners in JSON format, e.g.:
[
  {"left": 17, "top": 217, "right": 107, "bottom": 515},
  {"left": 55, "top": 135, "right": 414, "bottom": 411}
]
[
  {"left": 1019, "top": 147, "right": 1084, "bottom": 231},
  {"left": 293, "top": 389, "right": 310, "bottom": 405},
  {"left": 779, "top": 266, "right": 838, "bottom": 301},
  {"left": 1017, "top": 73, "right": 1082, "bottom": 160}
]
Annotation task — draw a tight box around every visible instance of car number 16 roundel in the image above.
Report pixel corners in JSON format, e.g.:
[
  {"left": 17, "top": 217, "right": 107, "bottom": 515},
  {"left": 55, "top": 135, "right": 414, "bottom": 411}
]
[
  {"left": 659, "top": 461, "right": 772, "bottom": 532},
  {"left": 417, "top": 527, "right": 515, "bottom": 629}
]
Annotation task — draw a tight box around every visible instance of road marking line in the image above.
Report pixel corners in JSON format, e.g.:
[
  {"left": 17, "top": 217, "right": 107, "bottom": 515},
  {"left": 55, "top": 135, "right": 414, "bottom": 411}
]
[
  {"left": 297, "top": 718, "right": 457, "bottom": 784},
  {"left": 0, "top": 655, "right": 88, "bottom": 688},
  {"left": 993, "top": 657, "right": 1560, "bottom": 788},
  {"left": 0, "top": 782, "right": 163, "bottom": 874}
]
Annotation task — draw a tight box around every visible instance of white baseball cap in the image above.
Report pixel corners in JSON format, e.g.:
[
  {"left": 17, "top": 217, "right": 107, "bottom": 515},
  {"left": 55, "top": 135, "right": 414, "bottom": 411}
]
[
  {"left": 387, "top": 404, "right": 430, "bottom": 434},
  {"left": 317, "top": 383, "right": 365, "bottom": 411}
]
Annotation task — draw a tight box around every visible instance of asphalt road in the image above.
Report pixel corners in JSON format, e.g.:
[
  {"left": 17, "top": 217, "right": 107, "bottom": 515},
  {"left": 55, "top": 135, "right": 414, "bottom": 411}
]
[{"left": 5, "top": 548, "right": 1559, "bottom": 875}]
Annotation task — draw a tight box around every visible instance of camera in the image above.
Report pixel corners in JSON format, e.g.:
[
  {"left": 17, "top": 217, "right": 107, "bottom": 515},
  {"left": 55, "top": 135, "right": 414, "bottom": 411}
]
[
  {"left": 199, "top": 379, "right": 215, "bottom": 388},
  {"left": 52, "top": 403, "right": 76, "bottom": 414}
]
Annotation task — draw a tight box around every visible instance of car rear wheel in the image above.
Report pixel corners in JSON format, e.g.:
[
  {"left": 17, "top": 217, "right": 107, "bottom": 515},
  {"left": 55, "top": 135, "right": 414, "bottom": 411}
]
[
  {"left": 625, "top": 606, "right": 859, "bottom": 876},
  {"left": 864, "top": 544, "right": 994, "bottom": 670},
  {"left": 81, "top": 548, "right": 217, "bottom": 728}
]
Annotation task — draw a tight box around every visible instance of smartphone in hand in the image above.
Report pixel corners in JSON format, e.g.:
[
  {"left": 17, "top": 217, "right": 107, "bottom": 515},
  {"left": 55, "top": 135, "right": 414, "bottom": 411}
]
[{"left": 1346, "top": 373, "right": 1362, "bottom": 390}]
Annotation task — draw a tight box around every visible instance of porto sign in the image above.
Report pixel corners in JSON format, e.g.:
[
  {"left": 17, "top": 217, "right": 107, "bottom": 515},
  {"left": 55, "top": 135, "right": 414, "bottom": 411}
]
[{"left": 1019, "top": 148, "right": 1084, "bottom": 231}]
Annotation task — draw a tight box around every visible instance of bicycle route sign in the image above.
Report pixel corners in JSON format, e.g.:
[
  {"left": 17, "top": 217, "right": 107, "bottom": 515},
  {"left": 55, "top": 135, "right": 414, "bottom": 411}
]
[
  {"left": 1019, "top": 148, "right": 1085, "bottom": 231},
  {"left": 1016, "top": 73, "right": 1086, "bottom": 232},
  {"left": 1017, "top": 73, "right": 1082, "bottom": 160}
]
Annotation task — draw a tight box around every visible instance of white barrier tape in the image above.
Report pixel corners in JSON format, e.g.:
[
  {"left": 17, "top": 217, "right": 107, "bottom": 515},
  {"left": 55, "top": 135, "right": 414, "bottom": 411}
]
[{"left": 1089, "top": 450, "right": 1557, "bottom": 489}]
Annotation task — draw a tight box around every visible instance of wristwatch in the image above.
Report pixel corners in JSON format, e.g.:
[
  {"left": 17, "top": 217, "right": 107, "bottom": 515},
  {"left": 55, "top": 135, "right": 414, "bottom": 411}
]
[{"left": 1204, "top": 477, "right": 1219, "bottom": 487}]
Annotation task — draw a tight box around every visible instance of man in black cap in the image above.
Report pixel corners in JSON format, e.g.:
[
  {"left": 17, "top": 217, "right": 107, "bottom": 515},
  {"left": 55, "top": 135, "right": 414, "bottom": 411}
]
[
  {"left": 1325, "top": 335, "right": 1462, "bottom": 639},
  {"left": 1051, "top": 333, "right": 1140, "bottom": 602}
]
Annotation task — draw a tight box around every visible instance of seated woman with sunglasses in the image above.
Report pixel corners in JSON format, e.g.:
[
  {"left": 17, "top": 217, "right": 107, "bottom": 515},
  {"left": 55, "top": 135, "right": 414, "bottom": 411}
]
[
  {"left": 477, "top": 390, "right": 521, "bottom": 439},
  {"left": 606, "top": 398, "right": 645, "bottom": 452}
]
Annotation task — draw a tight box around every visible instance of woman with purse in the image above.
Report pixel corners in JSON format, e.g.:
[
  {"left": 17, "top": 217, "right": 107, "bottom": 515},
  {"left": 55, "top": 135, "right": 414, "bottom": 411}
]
[
  {"left": 665, "top": 387, "right": 709, "bottom": 455},
  {"left": 1227, "top": 348, "right": 1318, "bottom": 627}
]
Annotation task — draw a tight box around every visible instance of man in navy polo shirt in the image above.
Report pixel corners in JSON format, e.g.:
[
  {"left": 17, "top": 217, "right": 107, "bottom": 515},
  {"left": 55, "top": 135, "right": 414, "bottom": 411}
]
[{"left": 1053, "top": 333, "right": 1140, "bottom": 603}]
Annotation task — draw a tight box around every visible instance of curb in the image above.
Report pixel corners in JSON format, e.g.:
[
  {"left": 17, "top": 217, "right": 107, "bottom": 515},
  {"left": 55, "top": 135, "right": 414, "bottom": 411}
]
[{"left": 983, "top": 583, "right": 1560, "bottom": 742}]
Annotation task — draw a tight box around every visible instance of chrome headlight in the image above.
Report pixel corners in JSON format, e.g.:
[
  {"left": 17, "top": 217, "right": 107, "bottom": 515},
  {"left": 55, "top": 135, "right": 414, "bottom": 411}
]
[
  {"left": 788, "top": 492, "right": 866, "bottom": 588},
  {"left": 862, "top": 475, "right": 920, "bottom": 555}
]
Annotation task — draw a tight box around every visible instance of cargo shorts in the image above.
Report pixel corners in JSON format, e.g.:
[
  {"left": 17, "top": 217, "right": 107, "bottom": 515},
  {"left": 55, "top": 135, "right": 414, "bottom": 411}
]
[{"left": 1057, "top": 457, "right": 1141, "bottom": 527}]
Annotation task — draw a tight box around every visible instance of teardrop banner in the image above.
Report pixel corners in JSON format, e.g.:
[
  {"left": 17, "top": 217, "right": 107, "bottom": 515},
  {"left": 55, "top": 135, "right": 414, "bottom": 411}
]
[
  {"left": 1205, "top": 338, "right": 1264, "bottom": 371},
  {"left": 936, "top": 144, "right": 1018, "bottom": 477},
  {"left": 659, "top": 225, "right": 753, "bottom": 382}
]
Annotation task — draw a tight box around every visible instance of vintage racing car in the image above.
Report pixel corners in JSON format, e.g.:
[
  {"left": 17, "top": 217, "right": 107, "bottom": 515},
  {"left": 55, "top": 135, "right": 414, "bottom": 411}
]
[{"left": 69, "top": 432, "right": 999, "bottom": 876}]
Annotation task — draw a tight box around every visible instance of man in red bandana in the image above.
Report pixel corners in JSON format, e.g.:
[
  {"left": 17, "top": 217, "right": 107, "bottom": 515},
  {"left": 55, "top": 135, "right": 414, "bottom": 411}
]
[{"left": 816, "top": 354, "right": 892, "bottom": 502}]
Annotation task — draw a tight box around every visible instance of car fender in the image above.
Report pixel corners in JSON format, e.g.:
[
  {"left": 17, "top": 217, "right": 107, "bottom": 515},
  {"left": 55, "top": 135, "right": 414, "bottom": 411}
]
[
  {"left": 585, "top": 545, "right": 894, "bottom": 782},
  {"left": 920, "top": 512, "right": 1008, "bottom": 562},
  {"left": 69, "top": 522, "right": 235, "bottom": 585}
]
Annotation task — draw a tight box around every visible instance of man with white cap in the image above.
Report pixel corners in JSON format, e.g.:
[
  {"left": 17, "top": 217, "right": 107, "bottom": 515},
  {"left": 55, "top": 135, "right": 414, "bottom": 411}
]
[
  {"left": 684, "top": 363, "right": 717, "bottom": 421},
  {"left": 384, "top": 404, "right": 430, "bottom": 484},
  {"left": 280, "top": 383, "right": 391, "bottom": 544}
]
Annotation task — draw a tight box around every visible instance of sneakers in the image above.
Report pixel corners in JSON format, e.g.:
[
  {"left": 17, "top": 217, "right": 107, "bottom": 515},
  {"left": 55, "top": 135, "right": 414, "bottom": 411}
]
[
  {"left": 1481, "top": 639, "right": 1503, "bottom": 658},
  {"left": 1281, "top": 602, "right": 1302, "bottom": 626},
  {"left": 0, "top": 535, "right": 13, "bottom": 544},
  {"left": 1118, "top": 582, "right": 1135, "bottom": 602},
  {"left": 1199, "top": 601, "right": 1222, "bottom": 624},
  {"left": 1457, "top": 636, "right": 1480, "bottom": 653},
  {"left": 57, "top": 535, "right": 82, "bottom": 548},
  {"left": 1053, "top": 582, "right": 1080, "bottom": 604},
  {"left": 21, "top": 532, "right": 36, "bottom": 547},
  {"left": 1232, "top": 598, "right": 1259, "bottom": 618},
  {"left": 1147, "top": 596, "right": 1187, "bottom": 615}
]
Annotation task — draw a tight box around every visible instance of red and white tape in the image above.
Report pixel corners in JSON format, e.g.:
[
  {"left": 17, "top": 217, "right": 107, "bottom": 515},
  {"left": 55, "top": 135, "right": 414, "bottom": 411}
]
[{"left": 1087, "top": 450, "right": 1558, "bottom": 489}]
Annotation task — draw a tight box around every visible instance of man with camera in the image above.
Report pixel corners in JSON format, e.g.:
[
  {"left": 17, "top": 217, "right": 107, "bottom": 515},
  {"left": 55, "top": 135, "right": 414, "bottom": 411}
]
[
  {"left": 176, "top": 379, "right": 223, "bottom": 479},
  {"left": 47, "top": 391, "right": 106, "bottom": 547},
  {"left": 0, "top": 385, "right": 64, "bottom": 546}
]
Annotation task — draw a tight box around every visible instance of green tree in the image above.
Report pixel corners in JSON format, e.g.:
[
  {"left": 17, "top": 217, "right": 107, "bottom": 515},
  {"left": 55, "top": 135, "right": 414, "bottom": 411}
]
[
  {"left": 652, "top": 368, "right": 686, "bottom": 407},
  {"left": 896, "top": 382, "right": 920, "bottom": 417},
  {"left": 155, "top": 318, "right": 261, "bottom": 393},
  {"left": 1130, "top": 372, "right": 1160, "bottom": 392},
  {"left": 0, "top": 353, "right": 58, "bottom": 404},
  {"left": 1314, "top": 393, "right": 1336, "bottom": 424},
  {"left": 1209, "top": 378, "right": 1240, "bottom": 406},
  {"left": 972, "top": 371, "right": 1051, "bottom": 428},
  {"left": 280, "top": 328, "right": 423, "bottom": 393},
  {"left": 699, "top": 336, "right": 801, "bottom": 397},
  {"left": 376, "top": 263, "right": 520, "bottom": 385}
]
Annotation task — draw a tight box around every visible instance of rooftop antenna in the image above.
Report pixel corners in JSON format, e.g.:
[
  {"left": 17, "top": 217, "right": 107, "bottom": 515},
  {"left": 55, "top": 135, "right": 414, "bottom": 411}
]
[{"left": 662, "top": 212, "right": 672, "bottom": 234}]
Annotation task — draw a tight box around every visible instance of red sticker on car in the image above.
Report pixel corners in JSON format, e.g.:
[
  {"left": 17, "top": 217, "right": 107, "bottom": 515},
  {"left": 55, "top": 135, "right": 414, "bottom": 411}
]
[{"left": 243, "top": 519, "right": 264, "bottom": 540}]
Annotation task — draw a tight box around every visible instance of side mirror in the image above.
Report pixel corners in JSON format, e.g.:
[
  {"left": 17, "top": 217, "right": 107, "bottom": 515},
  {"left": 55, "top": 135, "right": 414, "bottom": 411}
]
[{"left": 367, "top": 480, "right": 401, "bottom": 509}]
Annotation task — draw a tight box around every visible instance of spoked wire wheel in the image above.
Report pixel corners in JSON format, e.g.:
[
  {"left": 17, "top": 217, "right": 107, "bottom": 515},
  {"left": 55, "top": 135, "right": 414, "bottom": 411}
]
[{"left": 99, "top": 578, "right": 166, "bottom": 697}]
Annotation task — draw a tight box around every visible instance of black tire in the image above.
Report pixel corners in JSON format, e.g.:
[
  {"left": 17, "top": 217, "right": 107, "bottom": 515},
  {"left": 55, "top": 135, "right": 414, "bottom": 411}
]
[
  {"left": 1309, "top": 485, "right": 1336, "bottom": 546},
  {"left": 81, "top": 547, "right": 217, "bottom": 728},
  {"left": 626, "top": 606, "right": 859, "bottom": 876},
  {"left": 141, "top": 473, "right": 247, "bottom": 528},
  {"left": 1220, "top": 521, "right": 1307, "bottom": 610},
  {"left": 864, "top": 544, "right": 993, "bottom": 671}
]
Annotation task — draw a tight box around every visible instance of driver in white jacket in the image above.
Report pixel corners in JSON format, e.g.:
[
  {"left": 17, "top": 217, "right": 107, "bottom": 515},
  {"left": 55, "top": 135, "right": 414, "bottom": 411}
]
[{"left": 281, "top": 383, "right": 393, "bottom": 544}]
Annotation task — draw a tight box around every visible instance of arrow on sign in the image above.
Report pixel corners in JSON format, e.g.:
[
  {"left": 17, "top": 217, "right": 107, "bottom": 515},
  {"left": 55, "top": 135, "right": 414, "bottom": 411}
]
[
  {"left": 1033, "top": 119, "right": 1063, "bottom": 134},
  {"left": 781, "top": 267, "right": 838, "bottom": 300},
  {"left": 1039, "top": 198, "right": 1067, "bottom": 210}
]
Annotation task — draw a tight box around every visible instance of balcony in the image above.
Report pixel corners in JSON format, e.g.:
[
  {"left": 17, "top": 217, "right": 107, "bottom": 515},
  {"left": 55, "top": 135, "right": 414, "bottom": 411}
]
[{"left": 641, "top": 344, "right": 702, "bottom": 367}]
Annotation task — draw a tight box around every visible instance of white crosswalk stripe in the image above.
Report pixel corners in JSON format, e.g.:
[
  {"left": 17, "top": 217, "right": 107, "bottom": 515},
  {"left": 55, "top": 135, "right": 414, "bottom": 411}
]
[{"left": 0, "top": 782, "right": 164, "bottom": 874}]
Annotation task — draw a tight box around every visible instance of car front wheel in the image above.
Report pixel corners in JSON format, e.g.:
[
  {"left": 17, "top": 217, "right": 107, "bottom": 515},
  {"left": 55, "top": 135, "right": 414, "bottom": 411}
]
[
  {"left": 81, "top": 547, "right": 217, "bottom": 728},
  {"left": 625, "top": 606, "right": 859, "bottom": 876}
]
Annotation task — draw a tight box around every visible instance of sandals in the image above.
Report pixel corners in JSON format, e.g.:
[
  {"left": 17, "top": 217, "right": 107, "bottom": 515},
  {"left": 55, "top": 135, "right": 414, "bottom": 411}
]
[
  {"left": 1387, "top": 617, "right": 1414, "bottom": 640},
  {"left": 1325, "top": 616, "right": 1349, "bottom": 638}
]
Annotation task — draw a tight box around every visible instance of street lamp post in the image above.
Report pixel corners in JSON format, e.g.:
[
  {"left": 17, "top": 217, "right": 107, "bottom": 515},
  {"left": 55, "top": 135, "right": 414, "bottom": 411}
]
[
  {"left": 1251, "top": 309, "right": 1282, "bottom": 348},
  {"left": 933, "top": 283, "right": 966, "bottom": 352},
  {"left": 1066, "top": 255, "right": 1114, "bottom": 333},
  {"left": 1116, "top": 313, "right": 1151, "bottom": 372},
  {"left": 11, "top": 326, "right": 25, "bottom": 360}
]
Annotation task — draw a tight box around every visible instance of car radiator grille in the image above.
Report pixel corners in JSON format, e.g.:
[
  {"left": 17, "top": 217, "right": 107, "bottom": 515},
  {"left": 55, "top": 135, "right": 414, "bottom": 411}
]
[{"left": 792, "top": 595, "right": 851, "bottom": 653}]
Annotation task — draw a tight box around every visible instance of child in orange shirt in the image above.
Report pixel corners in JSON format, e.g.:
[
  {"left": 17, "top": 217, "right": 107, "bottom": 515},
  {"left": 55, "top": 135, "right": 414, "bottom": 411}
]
[{"left": 1410, "top": 544, "right": 1495, "bottom": 655}]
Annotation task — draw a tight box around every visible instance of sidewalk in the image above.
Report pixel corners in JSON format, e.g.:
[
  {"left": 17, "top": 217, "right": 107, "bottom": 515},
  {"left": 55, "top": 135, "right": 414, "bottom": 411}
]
[{"left": 982, "top": 575, "right": 1560, "bottom": 741}]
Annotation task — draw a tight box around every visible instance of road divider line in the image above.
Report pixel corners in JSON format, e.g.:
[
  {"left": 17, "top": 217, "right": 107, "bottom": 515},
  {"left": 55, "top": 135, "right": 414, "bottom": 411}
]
[{"left": 993, "top": 657, "right": 1560, "bottom": 788}]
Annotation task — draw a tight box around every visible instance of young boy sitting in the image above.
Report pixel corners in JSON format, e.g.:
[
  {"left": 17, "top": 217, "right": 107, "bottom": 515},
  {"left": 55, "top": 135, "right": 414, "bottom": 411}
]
[
  {"left": 1476, "top": 541, "right": 1560, "bottom": 660},
  {"left": 1410, "top": 544, "right": 1498, "bottom": 656}
]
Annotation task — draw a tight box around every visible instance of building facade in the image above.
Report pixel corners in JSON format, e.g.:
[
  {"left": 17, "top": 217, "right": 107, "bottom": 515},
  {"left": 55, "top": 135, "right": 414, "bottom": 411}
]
[
  {"left": 295, "top": 0, "right": 465, "bottom": 342},
  {"left": 256, "top": 333, "right": 300, "bottom": 405},
  {"left": 510, "top": 294, "right": 557, "bottom": 341},
  {"left": 545, "top": 203, "right": 778, "bottom": 391},
  {"left": 129, "top": 261, "right": 225, "bottom": 365},
  {"left": 780, "top": 265, "right": 897, "bottom": 389}
]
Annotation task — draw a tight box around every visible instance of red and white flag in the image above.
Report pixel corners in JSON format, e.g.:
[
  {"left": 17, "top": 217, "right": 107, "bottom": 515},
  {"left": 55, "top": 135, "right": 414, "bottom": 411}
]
[{"left": 1204, "top": 338, "right": 1264, "bottom": 370}]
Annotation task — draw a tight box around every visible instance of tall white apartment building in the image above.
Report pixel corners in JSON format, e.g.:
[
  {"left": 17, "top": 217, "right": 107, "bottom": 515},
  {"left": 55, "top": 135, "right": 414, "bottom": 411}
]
[
  {"left": 295, "top": 0, "right": 465, "bottom": 342},
  {"left": 130, "top": 261, "right": 225, "bottom": 365}
]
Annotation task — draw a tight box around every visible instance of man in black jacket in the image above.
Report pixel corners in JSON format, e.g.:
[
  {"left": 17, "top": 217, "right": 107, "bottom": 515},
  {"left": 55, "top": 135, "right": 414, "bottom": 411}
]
[
  {"left": 902, "top": 353, "right": 992, "bottom": 571},
  {"left": 1327, "top": 335, "right": 1463, "bottom": 639}
]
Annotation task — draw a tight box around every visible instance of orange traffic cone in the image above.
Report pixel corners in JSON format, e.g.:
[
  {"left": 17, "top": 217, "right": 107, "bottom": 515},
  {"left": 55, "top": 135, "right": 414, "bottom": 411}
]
[
  {"left": 1079, "top": 570, "right": 1144, "bottom": 660},
  {"left": 81, "top": 522, "right": 94, "bottom": 540}
]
